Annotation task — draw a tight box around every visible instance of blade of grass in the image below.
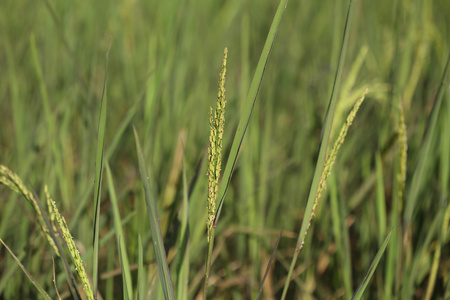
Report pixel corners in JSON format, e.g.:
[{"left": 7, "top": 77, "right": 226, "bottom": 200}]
[
  {"left": 384, "top": 169, "right": 401, "bottom": 300},
  {"left": 176, "top": 154, "right": 190, "bottom": 300},
  {"left": 92, "top": 39, "right": 111, "bottom": 297},
  {"left": 375, "top": 152, "right": 387, "bottom": 245},
  {"left": 214, "top": 0, "right": 289, "bottom": 225},
  {"left": 138, "top": 234, "right": 144, "bottom": 300},
  {"left": 105, "top": 161, "right": 133, "bottom": 299},
  {"left": 281, "top": 1, "right": 356, "bottom": 297},
  {"left": 329, "top": 173, "right": 353, "bottom": 297},
  {"left": 403, "top": 51, "right": 450, "bottom": 229},
  {"left": 256, "top": 226, "right": 284, "bottom": 300},
  {"left": 0, "top": 238, "right": 52, "bottom": 300},
  {"left": 117, "top": 236, "right": 129, "bottom": 300},
  {"left": 424, "top": 88, "right": 450, "bottom": 300},
  {"left": 133, "top": 126, "right": 175, "bottom": 300},
  {"left": 70, "top": 91, "right": 144, "bottom": 228},
  {"left": 351, "top": 228, "right": 393, "bottom": 300},
  {"left": 105, "top": 240, "right": 114, "bottom": 300}
]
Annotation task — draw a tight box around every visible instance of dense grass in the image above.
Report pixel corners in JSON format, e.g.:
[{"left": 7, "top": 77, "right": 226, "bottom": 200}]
[{"left": 0, "top": 0, "right": 449, "bottom": 299}]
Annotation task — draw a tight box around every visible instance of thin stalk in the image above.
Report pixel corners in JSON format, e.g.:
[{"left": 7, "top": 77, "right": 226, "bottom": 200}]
[{"left": 203, "top": 229, "right": 215, "bottom": 299}]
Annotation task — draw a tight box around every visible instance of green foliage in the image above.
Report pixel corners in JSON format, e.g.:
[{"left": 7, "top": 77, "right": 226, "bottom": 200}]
[
  {"left": 134, "top": 127, "right": 175, "bottom": 299},
  {"left": 0, "top": 0, "right": 449, "bottom": 298}
]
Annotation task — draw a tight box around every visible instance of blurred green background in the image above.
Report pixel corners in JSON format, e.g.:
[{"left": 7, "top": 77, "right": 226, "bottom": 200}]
[{"left": 0, "top": 0, "right": 449, "bottom": 298}]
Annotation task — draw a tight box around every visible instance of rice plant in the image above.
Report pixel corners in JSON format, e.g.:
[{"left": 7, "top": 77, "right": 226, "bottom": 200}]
[{"left": 0, "top": 0, "right": 449, "bottom": 298}]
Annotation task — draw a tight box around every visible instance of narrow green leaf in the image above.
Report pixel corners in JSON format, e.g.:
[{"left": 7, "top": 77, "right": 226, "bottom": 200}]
[
  {"left": 117, "top": 236, "right": 129, "bottom": 300},
  {"left": 133, "top": 126, "right": 175, "bottom": 300},
  {"left": 138, "top": 234, "right": 144, "bottom": 300},
  {"left": 281, "top": 1, "right": 356, "bottom": 297},
  {"left": 375, "top": 152, "right": 387, "bottom": 244},
  {"left": 329, "top": 173, "right": 353, "bottom": 297},
  {"left": 352, "top": 228, "right": 393, "bottom": 300},
  {"left": 0, "top": 238, "right": 52, "bottom": 300},
  {"left": 176, "top": 155, "right": 189, "bottom": 300},
  {"left": 92, "top": 39, "right": 111, "bottom": 297},
  {"left": 214, "top": 0, "right": 289, "bottom": 224},
  {"left": 403, "top": 52, "right": 450, "bottom": 228},
  {"left": 70, "top": 93, "right": 143, "bottom": 228},
  {"left": 384, "top": 162, "right": 400, "bottom": 300},
  {"left": 105, "top": 161, "right": 133, "bottom": 299}
]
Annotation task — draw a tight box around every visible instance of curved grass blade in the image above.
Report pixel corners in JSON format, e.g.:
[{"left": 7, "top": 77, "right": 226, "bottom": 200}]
[
  {"left": 0, "top": 238, "right": 52, "bottom": 300},
  {"left": 403, "top": 51, "right": 450, "bottom": 229},
  {"left": 117, "top": 236, "right": 129, "bottom": 300},
  {"left": 133, "top": 126, "right": 175, "bottom": 300},
  {"left": 352, "top": 228, "right": 393, "bottom": 300},
  {"left": 256, "top": 226, "right": 284, "bottom": 300},
  {"left": 105, "top": 161, "right": 133, "bottom": 299},
  {"left": 214, "top": 0, "right": 289, "bottom": 225},
  {"left": 92, "top": 39, "right": 111, "bottom": 297},
  {"left": 281, "top": 1, "right": 356, "bottom": 297},
  {"left": 70, "top": 91, "right": 144, "bottom": 228}
]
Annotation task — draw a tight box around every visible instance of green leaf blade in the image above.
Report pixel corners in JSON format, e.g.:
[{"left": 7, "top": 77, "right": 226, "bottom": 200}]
[
  {"left": 352, "top": 229, "right": 393, "bottom": 300},
  {"left": 105, "top": 162, "right": 133, "bottom": 299},
  {"left": 281, "top": 1, "right": 356, "bottom": 297},
  {"left": 133, "top": 126, "right": 175, "bottom": 300},
  {"left": 215, "top": 0, "right": 289, "bottom": 225},
  {"left": 92, "top": 43, "right": 110, "bottom": 297}
]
